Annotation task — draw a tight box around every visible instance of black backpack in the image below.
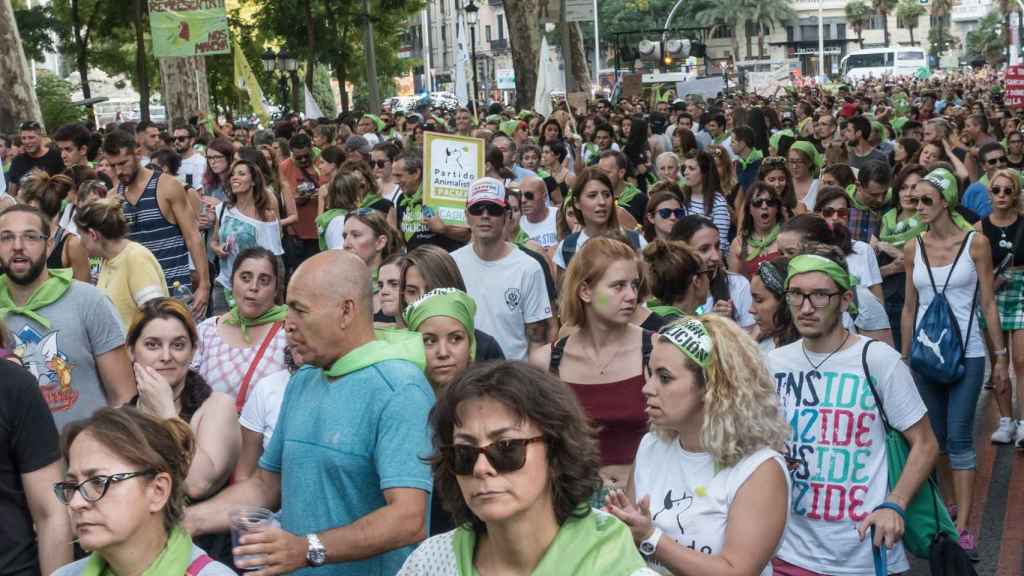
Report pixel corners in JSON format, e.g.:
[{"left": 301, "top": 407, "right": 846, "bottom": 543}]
[{"left": 561, "top": 229, "right": 643, "bottom": 267}]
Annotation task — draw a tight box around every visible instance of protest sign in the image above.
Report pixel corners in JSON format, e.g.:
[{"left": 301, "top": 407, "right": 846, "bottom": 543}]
[
  {"left": 150, "top": 0, "right": 230, "bottom": 57},
  {"left": 1006, "top": 65, "right": 1024, "bottom": 109},
  {"left": 424, "top": 133, "right": 486, "bottom": 226}
]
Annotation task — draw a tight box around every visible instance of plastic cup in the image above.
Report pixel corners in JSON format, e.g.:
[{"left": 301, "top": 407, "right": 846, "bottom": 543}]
[{"left": 229, "top": 506, "right": 276, "bottom": 571}]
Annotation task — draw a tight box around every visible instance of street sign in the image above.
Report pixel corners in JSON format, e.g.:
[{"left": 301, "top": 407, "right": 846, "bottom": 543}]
[
  {"left": 496, "top": 69, "right": 516, "bottom": 90},
  {"left": 149, "top": 0, "right": 229, "bottom": 57},
  {"left": 1006, "top": 66, "right": 1024, "bottom": 109},
  {"left": 566, "top": 0, "right": 592, "bottom": 22}
]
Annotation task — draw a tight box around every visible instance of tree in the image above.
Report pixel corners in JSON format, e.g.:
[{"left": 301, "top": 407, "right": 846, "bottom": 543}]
[
  {"left": 695, "top": 0, "right": 745, "bottom": 63},
  {"left": 0, "top": 0, "right": 43, "bottom": 132},
  {"left": 845, "top": 0, "right": 872, "bottom": 49},
  {"left": 897, "top": 0, "right": 925, "bottom": 45},
  {"left": 36, "top": 73, "right": 88, "bottom": 130},
  {"left": 743, "top": 0, "right": 795, "bottom": 59},
  {"left": 966, "top": 9, "right": 1005, "bottom": 66},
  {"left": 929, "top": 0, "right": 954, "bottom": 59},
  {"left": 872, "top": 0, "right": 898, "bottom": 47},
  {"left": 12, "top": 3, "right": 58, "bottom": 62},
  {"left": 501, "top": 0, "right": 542, "bottom": 110},
  {"left": 50, "top": 0, "right": 107, "bottom": 100},
  {"left": 159, "top": 57, "right": 210, "bottom": 129}
]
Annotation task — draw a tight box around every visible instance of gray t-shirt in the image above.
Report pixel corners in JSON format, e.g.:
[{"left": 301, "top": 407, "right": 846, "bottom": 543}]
[
  {"left": 53, "top": 544, "right": 236, "bottom": 576},
  {"left": 6, "top": 281, "right": 125, "bottom": 431},
  {"left": 847, "top": 146, "right": 888, "bottom": 172}
]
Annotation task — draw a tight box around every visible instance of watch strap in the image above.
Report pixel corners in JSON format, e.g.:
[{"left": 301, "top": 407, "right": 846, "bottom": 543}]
[{"left": 639, "top": 527, "right": 663, "bottom": 557}]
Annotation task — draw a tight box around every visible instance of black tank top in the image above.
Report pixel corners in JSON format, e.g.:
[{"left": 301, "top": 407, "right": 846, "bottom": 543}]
[
  {"left": 46, "top": 226, "right": 69, "bottom": 270},
  {"left": 982, "top": 215, "right": 1024, "bottom": 267}
]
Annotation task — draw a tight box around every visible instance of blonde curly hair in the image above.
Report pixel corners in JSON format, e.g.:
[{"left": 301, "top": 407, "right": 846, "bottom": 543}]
[{"left": 653, "top": 314, "right": 790, "bottom": 469}]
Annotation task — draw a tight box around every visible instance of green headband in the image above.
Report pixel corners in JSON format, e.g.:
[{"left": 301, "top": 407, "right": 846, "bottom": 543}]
[
  {"left": 921, "top": 167, "right": 974, "bottom": 232},
  {"left": 769, "top": 129, "right": 794, "bottom": 152},
  {"left": 363, "top": 114, "right": 385, "bottom": 132},
  {"left": 499, "top": 119, "right": 520, "bottom": 138},
  {"left": 659, "top": 316, "right": 713, "bottom": 369},
  {"left": 790, "top": 140, "right": 822, "bottom": 170},
  {"left": 786, "top": 255, "right": 859, "bottom": 314},
  {"left": 403, "top": 288, "right": 478, "bottom": 360}
]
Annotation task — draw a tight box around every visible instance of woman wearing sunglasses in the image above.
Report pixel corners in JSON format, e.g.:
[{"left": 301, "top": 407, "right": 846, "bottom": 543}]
[
  {"left": 813, "top": 186, "right": 886, "bottom": 305},
  {"left": 372, "top": 142, "right": 402, "bottom": 203},
  {"left": 902, "top": 167, "right": 1008, "bottom": 555},
  {"left": 877, "top": 165, "right": 928, "bottom": 349},
  {"left": 643, "top": 185, "right": 685, "bottom": 242},
  {"left": 605, "top": 316, "right": 789, "bottom": 576},
  {"left": 398, "top": 362, "right": 656, "bottom": 576},
  {"left": 977, "top": 168, "right": 1024, "bottom": 447},
  {"left": 729, "top": 182, "right": 784, "bottom": 279},
  {"left": 748, "top": 256, "right": 800, "bottom": 354},
  {"left": 53, "top": 407, "right": 235, "bottom": 575},
  {"left": 1006, "top": 132, "right": 1024, "bottom": 170}
]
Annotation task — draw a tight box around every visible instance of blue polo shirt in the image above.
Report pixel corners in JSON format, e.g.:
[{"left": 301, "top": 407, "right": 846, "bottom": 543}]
[{"left": 260, "top": 360, "right": 435, "bottom": 575}]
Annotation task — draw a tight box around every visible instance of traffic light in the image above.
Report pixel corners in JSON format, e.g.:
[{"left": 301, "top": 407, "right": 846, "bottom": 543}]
[{"left": 638, "top": 38, "right": 693, "bottom": 71}]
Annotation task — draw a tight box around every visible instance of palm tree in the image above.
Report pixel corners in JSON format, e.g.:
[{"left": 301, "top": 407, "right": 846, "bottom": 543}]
[
  {"left": 873, "top": 0, "right": 899, "bottom": 46},
  {"left": 695, "top": 0, "right": 745, "bottom": 63},
  {"left": 966, "top": 9, "right": 1005, "bottom": 66},
  {"left": 897, "top": 0, "right": 926, "bottom": 45},
  {"left": 930, "top": 0, "right": 953, "bottom": 57},
  {"left": 845, "top": 1, "right": 872, "bottom": 49},
  {"left": 743, "top": 0, "right": 795, "bottom": 59}
]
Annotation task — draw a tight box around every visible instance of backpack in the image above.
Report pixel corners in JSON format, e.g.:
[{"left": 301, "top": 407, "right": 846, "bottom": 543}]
[
  {"left": 561, "top": 229, "right": 643, "bottom": 267},
  {"left": 909, "top": 233, "right": 978, "bottom": 385}
]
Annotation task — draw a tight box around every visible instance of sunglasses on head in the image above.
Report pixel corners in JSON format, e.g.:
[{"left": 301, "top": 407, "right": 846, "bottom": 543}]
[
  {"left": 657, "top": 207, "right": 686, "bottom": 219},
  {"left": 442, "top": 437, "right": 544, "bottom": 475},
  {"left": 467, "top": 203, "right": 505, "bottom": 217},
  {"left": 19, "top": 121, "right": 41, "bottom": 131},
  {"left": 991, "top": 185, "right": 1015, "bottom": 197},
  {"left": 820, "top": 207, "right": 850, "bottom": 219}
]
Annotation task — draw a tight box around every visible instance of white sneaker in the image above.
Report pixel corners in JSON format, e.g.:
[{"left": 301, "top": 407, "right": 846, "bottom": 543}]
[
  {"left": 992, "top": 417, "right": 1016, "bottom": 444},
  {"left": 1016, "top": 422, "right": 1024, "bottom": 449}
]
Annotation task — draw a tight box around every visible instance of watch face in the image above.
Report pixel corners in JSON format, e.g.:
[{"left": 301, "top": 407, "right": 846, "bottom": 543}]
[
  {"left": 308, "top": 548, "right": 327, "bottom": 566},
  {"left": 640, "top": 541, "right": 656, "bottom": 555}
]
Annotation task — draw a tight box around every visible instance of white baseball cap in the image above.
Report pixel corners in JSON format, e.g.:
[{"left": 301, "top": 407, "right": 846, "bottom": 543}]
[{"left": 466, "top": 177, "right": 507, "bottom": 207}]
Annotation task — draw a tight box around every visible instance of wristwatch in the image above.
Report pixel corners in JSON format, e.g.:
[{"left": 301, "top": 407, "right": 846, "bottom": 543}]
[
  {"left": 639, "top": 527, "right": 663, "bottom": 557},
  {"left": 306, "top": 533, "right": 327, "bottom": 567}
]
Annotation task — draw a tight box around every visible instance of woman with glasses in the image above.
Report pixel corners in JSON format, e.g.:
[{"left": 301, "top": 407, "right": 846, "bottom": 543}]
[
  {"left": 398, "top": 362, "right": 655, "bottom": 576},
  {"left": 201, "top": 138, "right": 234, "bottom": 204},
  {"left": 902, "top": 167, "right": 1008, "bottom": 556},
  {"left": 606, "top": 315, "right": 790, "bottom": 576},
  {"left": 53, "top": 407, "right": 235, "bottom": 576},
  {"left": 748, "top": 256, "right": 799, "bottom": 353},
  {"left": 877, "top": 165, "right": 928, "bottom": 348},
  {"left": 977, "top": 168, "right": 1024, "bottom": 447},
  {"left": 680, "top": 151, "right": 731, "bottom": 256},
  {"left": 813, "top": 187, "right": 886, "bottom": 304},
  {"left": 787, "top": 141, "right": 822, "bottom": 213},
  {"left": 1006, "top": 132, "right": 1024, "bottom": 169},
  {"left": 729, "top": 182, "right": 784, "bottom": 279},
  {"left": 372, "top": 142, "right": 402, "bottom": 203},
  {"left": 643, "top": 185, "right": 686, "bottom": 243}
]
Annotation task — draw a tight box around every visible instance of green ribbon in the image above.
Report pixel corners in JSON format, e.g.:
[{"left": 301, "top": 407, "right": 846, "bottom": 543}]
[
  {"left": 359, "top": 193, "right": 383, "bottom": 209},
  {"left": 0, "top": 269, "right": 73, "bottom": 330},
  {"left": 403, "top": 288, "right": 477, "bottom": 360},
  {"left": 660, "top": 316, "right": 713, "bottom": 369},
  {"left": 786, "top": 254, "right": 859, "bottom": 314},
  {"left": 769, "top": 129, "right": 795, "bottom": 153},
  {"left": 617, "top": 184, "right": 642, "bottom": 208},
  {"left": 745, "top": 224, "right": 780, "bottom": 261},
  {"left": 324, "top": 327, "right": 427, "bottom": 378},
  {"left": 316, "top": 208, "right": 348, "bottom": 251},
  {"left": 879, "top": 208, "right": 925, "bottom": 247},
  {"left": 789, "top": 140, "right": 822, "bottom": 172},
  {"left": 81, "top": 526, "right": 194, "bottom": 576},
  {"left": 920, "top": 168, "right": 974, "bottom": 232},
  {"left": 845, "top": 183, "right": 873, "bottom": 213},
  {"left": 736, "top": 148, "right": 764, "bottom": 172},
  {"left": 224, "top": 304, "right": 288, "bottom": 344}
]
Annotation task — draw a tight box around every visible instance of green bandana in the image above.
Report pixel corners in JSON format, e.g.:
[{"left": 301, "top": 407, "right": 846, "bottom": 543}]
[
  {"left": 453, "top": 510, "right": 648, "bottom": 576},
  {"left": 224, "top": 304, "right": 288, "bottom": 344},
  {"left": 891, "top": 116, "right": 909, "bottom": 137},
  {"left": 769, "top": 129, "right": 795, "bottom": 153},
  {"left": 789, "top": 140, "right": 822, "bottom": 172},
  {"left": 323, "top": 327, "right": 427, "bottom": 378},
  {"left": 736, "top": 148, "right": 764, "bottom": 172},
  {"left": 845, "top": 183, "right": 873, "bottom": 213},
  {"left": 81, "top": 526, "right": 194, "bottom": 576},
  {"left": 920, "top": 168, "right": 974, "bottom": 232},
  {"left": 0, "top": 269, "right": 73, "bottom": 329},
  {"left": 660, "top": 316, "right": 713, "bottom": 369},
  {"left": 403, "top": 288, "right": 478, "bottom": 360},
  {"left": 786, "top": 254, "right": 859, "bottom": 314},
  {"left": 880, "top": 208, "right": 925, "bottom": 247},
  {"left": 359, "top": 193, "right": 384, "bottom": 210},
  {"left": 499, "top": 120, "right": 520, "bottom": 138},
  {"left": 363, "top": 114, "right": 385, "bottom": 132},
  {"left": 617, "top": 184, "right": 642, "bottom": 208},
  {"left": 745, "top": 224, "right": 780, "bottom": 261},
  {"left": 316, "top": 208, "right": 348, "bottom": 251}
]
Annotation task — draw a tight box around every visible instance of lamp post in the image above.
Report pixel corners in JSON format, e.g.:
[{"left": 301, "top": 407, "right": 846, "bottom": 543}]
[
  {"left": 261, "top": 48, "right": 298, "bottom": 117},
  {"left": 465, "top": 0, "right": 480, "bottom": 113}
]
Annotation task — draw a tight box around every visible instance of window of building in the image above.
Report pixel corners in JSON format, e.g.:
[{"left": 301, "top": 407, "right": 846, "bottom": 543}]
[
  {"left": 497, "top": 14, "right": 505, "bottom": 39},
  {"left": 486, "top": 25, "right": 492, "bottom": 42},
  {"left": 711, "top": 26, "right": 734, "bottom": 39},
  {"left": 865, "top": 14, "right": 885, "bottom": 30},
  {"left": 786, "top": 26, "right": 794, "bottom": 42},
  {"left": 837, "top": 23, "right": 846, "bottom": 39}
]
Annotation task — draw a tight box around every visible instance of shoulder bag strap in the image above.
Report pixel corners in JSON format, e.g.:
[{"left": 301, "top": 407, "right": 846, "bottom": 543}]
[
  {"left": 860, "top": 339, "right": 893, "bottom": 432},
  {"left": 942, "top": 231, "right": 974, "bottom": 292},
  {"left": 185, "top": 554, "right": 213, "bottom": 576},
  {"left": 548, "top": 336, "right": 570, "bottom": 376},
  {"left": 641, "top": 329, "right": 654, "bottom": 373},
  {"left": 234, "top": 321, "right": 283, "bottom": 414},
  {"left": 916, "top": 237, "right": 940, "bottom": 295}
]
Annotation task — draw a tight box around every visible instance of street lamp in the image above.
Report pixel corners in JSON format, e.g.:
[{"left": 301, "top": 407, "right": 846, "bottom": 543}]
[
  {"left": 261, "top": 48, "right": 298, "bottom": 116},
  {"left": 464, "top": 0, "right": 480, "bottom": 114}
]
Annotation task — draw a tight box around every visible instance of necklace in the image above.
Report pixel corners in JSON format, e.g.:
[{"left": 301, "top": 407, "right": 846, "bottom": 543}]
[
  {"left": 801, "top": 331, "right": 851, "bottom": 374},
  {"left": 991, "top": 215, "right": 1019, "bottom": 250},
  {"left": 581, "top": 334, "right": 628, "bottom": 375}
]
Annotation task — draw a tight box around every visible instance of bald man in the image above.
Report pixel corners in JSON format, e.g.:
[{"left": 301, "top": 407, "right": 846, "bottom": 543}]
[
  {"left": 186, "top": 251, "right": 435, "bottom": 575},
  {"left": 517, "top": 176, "right": 558, "bottom": 251}
]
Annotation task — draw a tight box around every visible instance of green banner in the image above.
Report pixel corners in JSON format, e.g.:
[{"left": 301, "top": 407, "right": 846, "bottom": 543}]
[{"left": 150, "top": 0, "right": 229, "bottom": 58}]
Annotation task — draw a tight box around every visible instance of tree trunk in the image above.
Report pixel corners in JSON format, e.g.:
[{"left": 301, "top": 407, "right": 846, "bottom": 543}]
[
  {"left": 290, "top": 71, "right": 301, "bottom": 113},
  {"left": 0, "top": 0, "right": 43, "bottom": 132},
  {"left": 133, "top": 0, "right": 150, "bottom": 121},
  {"left": 758, "top": 28, "right": 766, "bottom": 58},
  {"left": 503, "top": 0, "right": 541, "bottom": 110},
  {"left": 303, "top": 0, "right": 316, "bottom": 90},
  {"left": 569, "top": 22, "right": 591, "bottom": 93},
  {"left": 71, "top": 0, "right": 91, "bottom": 99},
  {"left": 909, "top": 26, "right": 915, "bottom": 45},
  {"left": 333, "top": 58, "right": 349, "bottom": 113},
  {"left": 882, "top": 12, "right": 890, "bottom": 47},
  {"left": 857, "top": 28, "right": 864, "bottom": 49},
  {"left": 159, "top": 56, "right": 209, "bottom": 129}
]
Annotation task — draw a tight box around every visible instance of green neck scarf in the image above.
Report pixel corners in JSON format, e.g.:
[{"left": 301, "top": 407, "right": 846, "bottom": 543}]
[
  {"left": 513, "top": 228, "right": 530, "bottom": 248},
  {"left": 324, "top": 327, "right": 427, "bottom": 378},
  {"left": 845, "top": 184, "right": 875, "bottom": 214},
  {"left": 316, "top": 208, "right": 348, "bottom": 251},
  {"left": 617, "top": 184, "right": 641, "bottom": 208},
  {"left": 786, "top": 254, "right": 859, "bottom": 314},
  {"left": 745, "top": 224, "right": 780, "bottom": 260},
  {"left": 453, "top": 509, "right": 648, "bottom": 576},
  {"left": 400, "top": 184, "right": 423, "bottom": 211},
  {"left": 736, "top": 148, "right": 763, "bottom": 172},
  {"left": 224, "top": 304, "right": 288, "bottom": 344},
  {"left": 359, "top": 193, "right": 383, "bottom": 209},
  {"left": 403, "top": 288, "right": 477, "bottom": 360},
  {"left": 81, "top": 526, "right": 193, "bottom": 576},
  {"left": 712, "top": 130, "right": 731, "bottom": 145},
  {"left": 879, "top": 208, "right": 925, "bottom": 247},
  {"left": 0, "top": 269, "right": 73, "bottom": 329}
]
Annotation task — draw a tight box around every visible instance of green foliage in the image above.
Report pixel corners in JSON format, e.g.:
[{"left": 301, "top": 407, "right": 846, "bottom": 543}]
[
  {"left": 965, "top": 9, "right": 1005, "bottom": 65},
  {"left": 36, "top": 73, "right": 88, "bottom": 130},
  {"left": 896, "top": 0, "right": 925, "bottom": 43},
  {"left": 845, "top": 0, "right": 873, "bottom": 44},
  {"left": 872, "top": 0, "right": 898, "bottom": 45},
  {"left": 13, "top": 4, "right": 59, "bottom": 63},
  {"left": 311, "top": 66, "right": 337, "bottom": 118},
  {"left": 928, "top": 20, "right": 958, "bottom": 60},
  {"left": 743, "top": 0, "right": 795, "bottom": 56}
]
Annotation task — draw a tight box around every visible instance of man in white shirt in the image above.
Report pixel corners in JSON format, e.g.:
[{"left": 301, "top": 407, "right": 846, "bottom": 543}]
[
  {"left": 452, "top": 177, "right": 553, "bottom": 360},
  {"left": 517, "top": 176, "right": 558, "bottom": 252},
  {"left": 767, "top": 246, "right": 938, "bottom": 575},
  {"left": 173, "top": 125, "right": 206, "bottom": 191}
]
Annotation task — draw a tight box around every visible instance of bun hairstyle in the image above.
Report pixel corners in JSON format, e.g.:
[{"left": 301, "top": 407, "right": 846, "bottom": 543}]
[
  {"left": 642, "top": 239, "right": 703, "bottom": 307},
  {"left": 782, "top": 212, "right": 853, "bottom": 256},
  {"left": 74, "top": 196, "right": 128, "bottom": 239},
  {"left": 62, "top": 407, "right": 195, "bottom": 533},
  {"left": 20, "top": 169, "right": 75, "bottom": 218}
]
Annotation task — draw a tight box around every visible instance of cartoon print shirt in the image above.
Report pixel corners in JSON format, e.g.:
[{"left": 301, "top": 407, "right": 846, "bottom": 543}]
[
  {"left": 6, "top": 281, "right": 126, "bottom": 431},
  {"left": 632, "top": 435, "right": 787, "bottom": 576},
  {"left": 768, "top": 337, "right": 926, "bottom": 575}
]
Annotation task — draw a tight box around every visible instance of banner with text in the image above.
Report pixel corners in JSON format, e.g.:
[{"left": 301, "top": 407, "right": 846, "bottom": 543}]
[
  {"left": 424, "top": 133, "right": 486, "bottom": 226},
  {"left": 150, "top": 0, "right": 230, "bottom": 58},
  {"left": 1006, "top": 65, "right": 1024, "bottom": 109}
]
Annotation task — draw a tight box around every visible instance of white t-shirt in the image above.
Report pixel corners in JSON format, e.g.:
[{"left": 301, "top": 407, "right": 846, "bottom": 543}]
[
  {"left": 801, "top": 179, "right": 821, "bottom": 212},
  {"left": 848, "top": 241, "right": 882, "bottom": 288},
  {"left": 325, "top": 215, "right": 346, "bottom": 250},
  {"left": 843, "top": 286, "right": 891, "bottom": 333},
  {"left": 519, "top": 208, "right": 559, "bottom": 248},
  {"left": 632, "top": 435, "right": 786, "bottom": 576},
  {"left": 768, "top": 337, "right": 927, "bottom": 575},
  {"left": 452, "top": 244, "right": 553, "bottom": 360},
  {"left": 239, "top": 369, "right": 289, "bottom": 448},
  {"left": 703, "top": 272, "right": 756, "bottom": 328},
  {"left": 178, "top": 152, "right": 207, "bottom": 190}
]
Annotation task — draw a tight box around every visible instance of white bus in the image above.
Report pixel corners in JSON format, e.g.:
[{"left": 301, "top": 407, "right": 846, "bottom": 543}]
[{"left": 840, "top": 48, "right": 928, "bottom": 82}]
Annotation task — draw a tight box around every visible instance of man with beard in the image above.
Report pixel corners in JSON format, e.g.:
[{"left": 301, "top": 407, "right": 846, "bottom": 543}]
[
  {"left": 172, "top": 124, "right": 206, "bottom": 191},
  {"left": 103, "top": 130, "right": 210, "bottom": 318},
  {"left": 7, "top": 121, "right": 64, "bottom": 198},
  {"left": 768, "top": 244, "right": 938, "bottom": 576},
  {"left": 135, "top": 120, "right": 162, "bottom": 166},
  {"left": 0, "top": 205, "right": 135, "bottom": 430}
]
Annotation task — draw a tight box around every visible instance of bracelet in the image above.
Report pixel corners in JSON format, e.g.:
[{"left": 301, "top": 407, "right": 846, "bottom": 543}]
[
  {"left": 873, "top": 502, "right": 907, "bottom": 522},
  {"left": 994, "top": 348, "right": 1009, "bottom": 357}
]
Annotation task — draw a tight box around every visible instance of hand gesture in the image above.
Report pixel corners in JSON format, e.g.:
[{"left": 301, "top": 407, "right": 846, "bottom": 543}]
[
  {"left": 424, "top": 206, "right": 446, "bottom": 234},
  {"left": 233, "top": 526, "right": 308, "bottom": 575},
  {"left": 134, "top": 363, "right": 178, "bottom": 420},
  {"left": 604, "top": 488, "right": 654, "bottom": 545},
  {"left": 857, "top": 506, "right": 904, "bottom": 549},
  {"left": 712, "top": 299, "right": 734, "bottom": 318}
]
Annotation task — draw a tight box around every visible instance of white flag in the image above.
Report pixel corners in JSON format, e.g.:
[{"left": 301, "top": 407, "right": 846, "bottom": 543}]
[
  {"left": 304, "top": 84, "right": 323, "bottom": 119},
  {"left": 454, "top": 11, "right": 470, "bottom": 106}
]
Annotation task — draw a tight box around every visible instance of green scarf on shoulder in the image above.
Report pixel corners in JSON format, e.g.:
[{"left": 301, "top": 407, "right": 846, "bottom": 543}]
[
  {"left": 879, "top": 208, "right": 925, "bottom": 248},
  {"left": 316, "top": 208, "right": 348, "bottom": 251},
  {"left": 81, "top": 526, "right": 194, "bottom": 576},
  {"left": 0, "top": 269, "right": 73, "bottom": 329},
  {"left": 224, "top": 304, "right": 288, "bottom": 344},
  {"left": 712, "top": 130, "right": 731, "bottom": 145},
  {"left": 745, "top": 224, "right": 780, "bottom": 260},
  {"left": 324, "top": 327, "right": 427, "bottom": 378},
  {"left": 359, "top": 193, "right": 384, "bottom": 209},
  {"left": 617, "top": 184, "right": 642, "bottom": 208},
  {"left": 736, "top": 148, "right": 763, "bottom": 172}
]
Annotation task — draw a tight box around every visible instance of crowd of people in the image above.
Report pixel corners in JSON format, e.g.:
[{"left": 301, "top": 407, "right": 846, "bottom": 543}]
[{"left": 0, "top": 65, "right": 1018, "bottom": 575}]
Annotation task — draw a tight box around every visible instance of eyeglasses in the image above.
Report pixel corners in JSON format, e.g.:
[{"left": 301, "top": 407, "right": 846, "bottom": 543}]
[
  {"left": 53, "top": 470, "right": 156, "bottom": 505},
  {"left": 657, "top": 208, "right": 686, "bottom": 219},
  {"left": 0, "top": 232, "right": 48, "bottom": 245},
  {"left": 913, "top": 196, "right": 935, "bottom": 207},
  {"left": 523, "top": 191, "right": 538, "bottom": 201},
  {"left": 986, "top": 156, "right": 1008, "bottom": 166},
  {"left": 173, "top": 136, "right": 190, "bottom": 142},
  {"left": 442, "top": 437, "right": 544, "bottom": 475},
  {"left": 785, "top": 290, "right": 841, "bottom": 309},
  {"left": 19, "top": 121, "right": 41, "bottom": 132},
  {"left": 207, "top": 153, "right": 226, "bottom": 162},
  {"left": 467, "top": 203, "right": 506, "bottom": 217},
  {"left": 1010, "top": 139, "right": 1024, "bottom": 145},
  {"left": 991, "top": 186, "right": 1015, "bottom": 197},
  {"left": 751, "top": 198, "right": 777, "bottom": 209},
  {"left": 371, "top": 159, "right": 389, "bottom": 168},
  {"left": 819, "top": 207, "right": 850, "bottom": 219}
]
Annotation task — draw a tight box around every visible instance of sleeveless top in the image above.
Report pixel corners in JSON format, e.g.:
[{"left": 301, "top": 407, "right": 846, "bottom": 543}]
[
  {"left": 46, "top": 226, "right": 70, "bottom": 270},
  {"left": 550, "top": 331, "right": 653, "bottom": 466},
  {"left": 740, "top": 250, "right": 778, "bottom": 279},
  {"left": 119, "top": 170, "right": 192, "bottom": 289},
  {"left": 912, "top": 233, "right": 985, "bottom": 358},
  {"left": 981, "top": 215, "right": 1024, "bottom": 268},
  {"left": 214, "top": 205, "right": 285, "bottom": 289}
]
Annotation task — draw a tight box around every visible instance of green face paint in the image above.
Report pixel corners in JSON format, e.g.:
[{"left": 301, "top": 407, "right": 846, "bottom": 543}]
[{"left": 595, "top": 292, "right": 610, "bottom": 309}]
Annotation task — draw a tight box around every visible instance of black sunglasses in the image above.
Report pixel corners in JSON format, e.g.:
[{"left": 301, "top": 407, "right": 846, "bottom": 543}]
[
  {"left": 19, "top": 120, "right": 41, "bottom": 131},
  {"left": 986, "top": 156, "right": 1008, "bottom": 166},
  {"left": 173, "top": 136, "right": 190, "bottom": 142},
  {"left": 656, "top": 207, "right": 686, "bottom": 219},
  {"left": 751, "top": 198, "right": 778, "bottom": 209},
  {"left": 371, "top": 159, "right": 389, "bottom": 168},
  {"left": 467, "top": 203, "right": 505, "bottom": 217},
  {"left": 442, "top": 437, "right": 544, "bottom": 475},
  {"left": 991, "top": 186, "right": 1015, "bottom": 196}
]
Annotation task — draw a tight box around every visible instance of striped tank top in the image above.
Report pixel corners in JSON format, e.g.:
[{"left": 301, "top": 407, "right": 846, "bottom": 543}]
[{"left": 119, "top": 170, "right": 192, "bottom": 289}]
